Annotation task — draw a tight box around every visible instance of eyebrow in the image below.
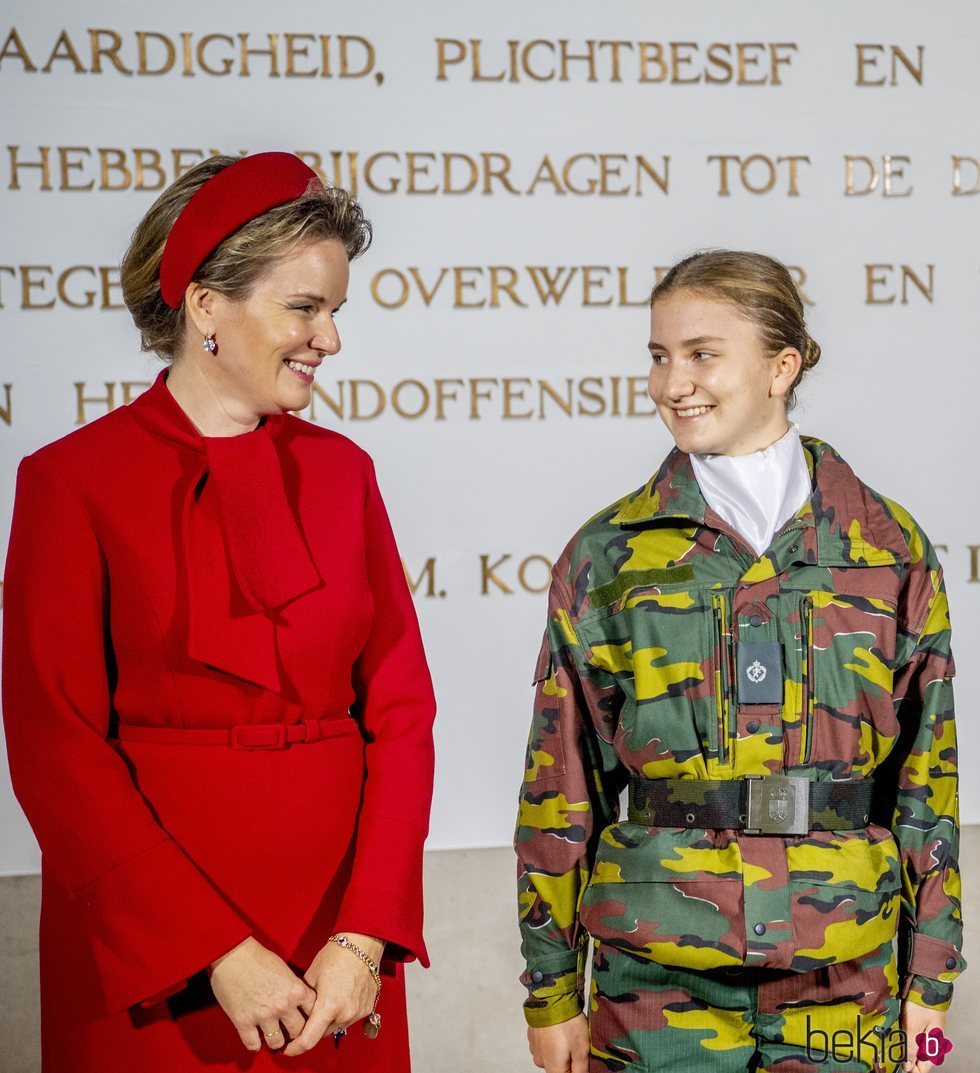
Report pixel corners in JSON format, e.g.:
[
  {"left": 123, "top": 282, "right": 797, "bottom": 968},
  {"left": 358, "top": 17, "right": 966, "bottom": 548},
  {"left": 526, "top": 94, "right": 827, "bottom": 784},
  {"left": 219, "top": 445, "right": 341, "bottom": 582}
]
[
  {"left": 288, "top": 292, "right": 348, "bottom": 308},
  {"left": 648, "top": 335, "right": 725, "bottom": 351}
]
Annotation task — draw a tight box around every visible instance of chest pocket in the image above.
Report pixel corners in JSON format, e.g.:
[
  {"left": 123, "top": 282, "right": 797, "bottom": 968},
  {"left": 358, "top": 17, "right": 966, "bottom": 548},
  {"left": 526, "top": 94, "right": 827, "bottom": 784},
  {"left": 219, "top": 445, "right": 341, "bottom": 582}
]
[
  {"left": 798, "top": 590, "right": 898, "bottom": 775},
  {"left": 577, "top": 581, "right": 735, "bottom": 779}
]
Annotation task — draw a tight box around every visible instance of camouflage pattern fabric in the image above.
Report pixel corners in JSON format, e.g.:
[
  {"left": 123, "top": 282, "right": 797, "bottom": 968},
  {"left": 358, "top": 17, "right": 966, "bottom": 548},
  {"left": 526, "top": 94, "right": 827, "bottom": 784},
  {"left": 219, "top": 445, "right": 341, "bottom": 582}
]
[
  {"left": 589, "top": 937, "right": 903, "bottom": 1072},
  {"left": 516, "top": 437, "right": 963, "bottom": 1031}
]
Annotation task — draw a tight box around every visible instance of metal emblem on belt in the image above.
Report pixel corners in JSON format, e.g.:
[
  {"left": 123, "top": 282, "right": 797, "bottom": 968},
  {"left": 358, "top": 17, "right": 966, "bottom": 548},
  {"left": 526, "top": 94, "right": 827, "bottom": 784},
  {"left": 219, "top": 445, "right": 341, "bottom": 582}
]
[
  {"left": 744, "top": 774, "right": 809, "bottom": 835},
  {"left": 746, "top": 659, "right": 767, "bottom": 683},
  {"left": 768, "top": 786, "right": 790, "bottom": 823}
]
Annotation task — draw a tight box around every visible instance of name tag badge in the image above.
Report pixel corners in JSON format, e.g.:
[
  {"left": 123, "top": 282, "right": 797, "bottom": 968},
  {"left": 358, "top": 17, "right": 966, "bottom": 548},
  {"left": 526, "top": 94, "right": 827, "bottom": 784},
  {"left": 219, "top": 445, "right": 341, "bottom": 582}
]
[{"left": 736, "top": 641, "right": 783, "bottom": 704}]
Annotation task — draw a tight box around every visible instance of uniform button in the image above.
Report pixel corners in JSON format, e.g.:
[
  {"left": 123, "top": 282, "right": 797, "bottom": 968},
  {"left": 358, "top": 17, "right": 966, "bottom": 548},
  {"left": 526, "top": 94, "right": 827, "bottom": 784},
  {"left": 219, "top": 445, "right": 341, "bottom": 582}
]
[
  {"left": 754, "top": 923, "right": 767, "bottom": 936},
  {"left": 749, "top": 614, "right": 763, "bottom": 627},
  {"left": 746, "top": 720, "right": 760, "bottom": 733},
  {"left": 946, "top": 957, "right": 958, "bottom": 970},
  {"left": 788, "top": 544, "right": 799, "bottom": 553},
  {"left": 531, "top": 971, "right": 544, "bottom": 984}
]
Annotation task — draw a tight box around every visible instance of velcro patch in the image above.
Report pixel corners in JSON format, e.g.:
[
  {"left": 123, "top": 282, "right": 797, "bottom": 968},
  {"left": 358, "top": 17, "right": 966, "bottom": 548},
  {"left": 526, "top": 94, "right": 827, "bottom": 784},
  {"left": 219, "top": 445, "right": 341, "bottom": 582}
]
[{"left": 589, "top": 565, "right": 695, "bottom": 609}]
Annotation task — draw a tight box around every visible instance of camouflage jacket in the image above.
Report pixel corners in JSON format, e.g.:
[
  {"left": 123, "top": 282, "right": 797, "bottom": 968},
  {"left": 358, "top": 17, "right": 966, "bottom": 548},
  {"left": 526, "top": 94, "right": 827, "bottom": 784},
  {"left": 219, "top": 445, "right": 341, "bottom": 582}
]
[{"left": 516, "top": 436, "right": 963, "bottom": 1027}]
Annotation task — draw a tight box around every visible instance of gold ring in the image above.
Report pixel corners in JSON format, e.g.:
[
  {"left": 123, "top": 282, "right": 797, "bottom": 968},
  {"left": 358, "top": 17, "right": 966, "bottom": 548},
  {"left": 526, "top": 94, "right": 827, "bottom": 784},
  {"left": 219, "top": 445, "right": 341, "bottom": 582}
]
[{"left": 265, "top": 1030, "right": 282, "bottom": 1037}]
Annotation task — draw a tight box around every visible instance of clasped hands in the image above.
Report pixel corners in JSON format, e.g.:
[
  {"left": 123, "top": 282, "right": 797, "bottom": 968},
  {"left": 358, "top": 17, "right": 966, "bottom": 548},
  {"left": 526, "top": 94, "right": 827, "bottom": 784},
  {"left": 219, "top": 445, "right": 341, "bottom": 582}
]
[{"left": 209, "top": 932, "right": 383, "bottom": 1056}]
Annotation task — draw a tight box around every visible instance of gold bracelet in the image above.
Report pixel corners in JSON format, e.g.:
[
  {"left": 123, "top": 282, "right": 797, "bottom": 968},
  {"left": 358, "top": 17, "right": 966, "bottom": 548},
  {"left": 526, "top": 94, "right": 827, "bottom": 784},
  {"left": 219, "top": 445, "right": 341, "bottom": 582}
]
[{"left": 327, "top": 934, "right": 382, "bottom": 1039}]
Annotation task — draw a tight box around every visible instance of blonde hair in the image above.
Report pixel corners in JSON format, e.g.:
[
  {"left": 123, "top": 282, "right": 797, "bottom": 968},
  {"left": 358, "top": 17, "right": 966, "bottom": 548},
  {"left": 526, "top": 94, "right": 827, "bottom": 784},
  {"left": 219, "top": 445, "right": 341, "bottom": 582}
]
[
  {"left": 121, "top": 155, "right": 372, "bottom": 360},
  {"left": 650, "top": 250, "right": 820, "bottom": 410}
]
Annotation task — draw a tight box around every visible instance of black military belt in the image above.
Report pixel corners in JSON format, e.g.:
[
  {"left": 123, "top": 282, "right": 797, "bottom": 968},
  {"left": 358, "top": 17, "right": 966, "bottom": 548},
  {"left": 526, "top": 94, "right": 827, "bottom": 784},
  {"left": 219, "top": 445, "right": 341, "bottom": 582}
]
[{"left": 627, "top": 775, "right": 875, "bottom": 836}]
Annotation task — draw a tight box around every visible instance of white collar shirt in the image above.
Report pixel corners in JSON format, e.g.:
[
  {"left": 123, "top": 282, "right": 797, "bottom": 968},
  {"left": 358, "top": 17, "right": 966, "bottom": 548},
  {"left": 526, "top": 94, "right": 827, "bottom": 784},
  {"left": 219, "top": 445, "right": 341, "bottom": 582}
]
[{"left": 689, "top": 424, "right": 813, "bottom": 558}]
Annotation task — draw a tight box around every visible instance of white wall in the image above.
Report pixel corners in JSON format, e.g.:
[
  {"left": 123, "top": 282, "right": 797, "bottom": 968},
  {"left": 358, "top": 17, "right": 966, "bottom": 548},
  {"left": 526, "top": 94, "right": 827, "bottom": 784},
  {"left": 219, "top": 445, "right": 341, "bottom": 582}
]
[{"left": 1, "top": 0, "right": 978, "bottom": 873}]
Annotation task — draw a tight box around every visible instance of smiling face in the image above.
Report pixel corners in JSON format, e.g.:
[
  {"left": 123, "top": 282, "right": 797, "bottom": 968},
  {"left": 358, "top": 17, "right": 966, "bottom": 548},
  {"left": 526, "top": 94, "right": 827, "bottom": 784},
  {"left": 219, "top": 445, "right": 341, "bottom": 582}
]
[
  {"left": 178, "top": 238, "right": 350, "bottom": 430},
  {"left": 647, "top": 289, "right": 801, "bottom": 456},
  {"left": 210, "top": 237, "right": 350, "bottom": 416}
]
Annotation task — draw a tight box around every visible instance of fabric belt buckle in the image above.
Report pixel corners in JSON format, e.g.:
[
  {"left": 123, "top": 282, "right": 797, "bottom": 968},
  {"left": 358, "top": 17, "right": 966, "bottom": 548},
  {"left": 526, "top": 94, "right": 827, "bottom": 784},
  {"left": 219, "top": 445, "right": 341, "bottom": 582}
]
[
  {"left": 743, "top": 775, "right": 809, "bottom": 835},
  {"left": 231, "top": 724, "right": 287, "bottom": 750}
]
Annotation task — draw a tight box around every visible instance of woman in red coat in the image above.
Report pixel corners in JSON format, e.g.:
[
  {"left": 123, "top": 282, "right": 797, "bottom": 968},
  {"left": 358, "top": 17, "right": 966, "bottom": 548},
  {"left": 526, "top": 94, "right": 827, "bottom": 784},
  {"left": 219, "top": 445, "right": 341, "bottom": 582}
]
[{"left": 2, "top": 152, "right": 436, "bottom": 1072}]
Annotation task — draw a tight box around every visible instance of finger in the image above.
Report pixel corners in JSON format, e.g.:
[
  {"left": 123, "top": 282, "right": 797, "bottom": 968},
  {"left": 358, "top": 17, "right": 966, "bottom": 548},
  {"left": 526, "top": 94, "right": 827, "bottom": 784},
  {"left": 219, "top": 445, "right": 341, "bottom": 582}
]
[
  {"left": 281, "top": 1007, "right": 308, "bottom": 1041},
  {"left": 261, "top": 1023, "right": 286, "bottom": 1051},
  {"left": 284, "top": 1002, "right": 336, "bottom": 1057},
  {"left": 239, "top": 1024, "right": 262, "bottom": 1053},
  {"left": 316, "top": 1008, "right": 353, "bottom": 1042}
]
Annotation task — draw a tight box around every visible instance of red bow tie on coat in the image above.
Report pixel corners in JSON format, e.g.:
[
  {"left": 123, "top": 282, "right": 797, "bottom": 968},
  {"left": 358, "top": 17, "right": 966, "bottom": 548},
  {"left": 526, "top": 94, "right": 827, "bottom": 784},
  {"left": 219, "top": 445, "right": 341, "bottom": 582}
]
[{"left": 128, "top": 370, "right": 322, "bottom": 692}]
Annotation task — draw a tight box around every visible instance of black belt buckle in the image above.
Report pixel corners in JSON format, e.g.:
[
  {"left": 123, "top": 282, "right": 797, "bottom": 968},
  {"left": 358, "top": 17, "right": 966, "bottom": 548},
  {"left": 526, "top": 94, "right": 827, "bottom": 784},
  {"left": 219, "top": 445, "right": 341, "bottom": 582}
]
[{"left": 744, "top": 775, "right": 809, "bottom": 835}]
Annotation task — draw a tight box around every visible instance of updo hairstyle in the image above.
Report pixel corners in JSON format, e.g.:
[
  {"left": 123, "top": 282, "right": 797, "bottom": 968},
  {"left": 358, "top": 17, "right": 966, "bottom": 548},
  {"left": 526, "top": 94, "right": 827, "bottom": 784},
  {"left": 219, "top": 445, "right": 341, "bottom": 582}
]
[
  {"left": 120, "top": 155, "right": 372, "bottom": 361},
  {"left": 650, "top": 250, "right": 820, "bottom": 411}
]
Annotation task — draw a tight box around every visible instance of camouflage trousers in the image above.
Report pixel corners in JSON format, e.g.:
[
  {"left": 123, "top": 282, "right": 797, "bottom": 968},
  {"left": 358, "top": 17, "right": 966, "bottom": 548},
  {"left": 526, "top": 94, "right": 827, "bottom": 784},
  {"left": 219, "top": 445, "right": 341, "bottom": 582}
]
[{"left": 588, "top": 939, "right": 903, "bottom": 1073}]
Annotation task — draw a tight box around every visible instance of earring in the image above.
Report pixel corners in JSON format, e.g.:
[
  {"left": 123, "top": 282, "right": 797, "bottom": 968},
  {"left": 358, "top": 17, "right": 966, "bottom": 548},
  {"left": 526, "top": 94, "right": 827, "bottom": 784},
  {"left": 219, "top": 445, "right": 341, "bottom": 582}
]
[{"left": 203, "top": 332, "right": 217, "bottom": 354}]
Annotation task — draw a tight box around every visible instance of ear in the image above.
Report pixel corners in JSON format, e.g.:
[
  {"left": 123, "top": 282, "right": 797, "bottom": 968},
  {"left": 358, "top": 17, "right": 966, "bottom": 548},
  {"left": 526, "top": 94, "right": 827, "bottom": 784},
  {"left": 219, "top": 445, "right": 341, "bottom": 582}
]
[
  {"left": 769, "top": 347, "right": 803, "bottom": 400},
  {"left": 183, "top": 282, "right": 216, "bottom": 338}
]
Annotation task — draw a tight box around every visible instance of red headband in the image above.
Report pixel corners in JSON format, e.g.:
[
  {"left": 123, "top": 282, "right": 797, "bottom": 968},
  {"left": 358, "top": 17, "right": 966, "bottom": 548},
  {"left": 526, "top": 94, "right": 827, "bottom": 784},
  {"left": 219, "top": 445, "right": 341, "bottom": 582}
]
[{"left": 159, "top": 152, "right": 324, "bottom": 308}]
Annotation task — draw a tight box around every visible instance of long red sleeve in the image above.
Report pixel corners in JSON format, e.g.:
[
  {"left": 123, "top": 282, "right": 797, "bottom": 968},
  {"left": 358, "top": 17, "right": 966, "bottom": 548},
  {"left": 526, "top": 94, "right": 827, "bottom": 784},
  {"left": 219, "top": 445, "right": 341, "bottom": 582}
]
[
  {"left": 2, "top": 453, "right": 251, "bottom": 1012},
  {"left": 334, "top": 460, "right": 437, "bottom": 965}
]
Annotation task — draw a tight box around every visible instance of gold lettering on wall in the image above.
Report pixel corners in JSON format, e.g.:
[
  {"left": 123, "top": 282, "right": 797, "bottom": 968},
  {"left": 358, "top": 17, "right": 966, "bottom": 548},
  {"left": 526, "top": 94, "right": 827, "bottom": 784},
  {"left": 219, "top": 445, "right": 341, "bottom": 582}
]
[
  {"left": 365, "top": 264, "right": 809, "bottom": 309},
  {"left": 46, "top": 376, "right": 651, "bottom": 426},
  {"left": 303, "top": 376, "right": 658, "bottom": 421},
  {"left": 0, "top": 27, "right": 382, "bottom": 80},
  {"left": 435, "top": 38, "right": 798, "bottom": 84},
  {"left": 403, "top": 557, "right": 445, "bottom": 598},
  {"left": 864, "top": 264, "right": 935, "bottom": 305},
  {"left": 844, "top": 155, "right": 913, "bottom": 196},
  {"left": 0, "top": 262, "right": 816, "bottom": 312},
  {"left": 479, "top": 554, "right": 553, "bottom": 595},
  {"left": 73, "top": 381, "right": 150, "bottom": 423},
  {"left": 480, "top": 554, "right": 513, "bottom": 594},
  {"left": 369, "top": 265, "right": 675, "bottom": 309},
  {"left": 0, "top": 265, "right": 124, "bottom": 309},
  {"left": 854, "top": 44, "right": 924, "bottom": 86},
  {"left": 952, "top": 157, "right": 980, "bottom": 196},
  {"left": 708, "top": 154, "right": 810, "bottom": 196},
  {"left": 4, "top": 146, "right": 670, "bottom": 197}
]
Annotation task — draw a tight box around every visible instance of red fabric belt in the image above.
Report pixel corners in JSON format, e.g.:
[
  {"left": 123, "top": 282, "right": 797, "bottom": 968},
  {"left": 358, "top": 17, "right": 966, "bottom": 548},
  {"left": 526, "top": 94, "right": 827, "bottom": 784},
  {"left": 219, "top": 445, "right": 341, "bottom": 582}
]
[{"left": 115, "top": 717, "right": 360, "bottom": 750}]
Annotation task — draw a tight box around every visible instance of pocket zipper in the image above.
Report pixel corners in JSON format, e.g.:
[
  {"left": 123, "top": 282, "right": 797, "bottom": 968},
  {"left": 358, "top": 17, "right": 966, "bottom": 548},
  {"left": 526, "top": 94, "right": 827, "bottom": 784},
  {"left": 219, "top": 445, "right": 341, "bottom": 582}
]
[
  {"left": 799, "top": 595, "right": 815, "bottom": 764},
  {"left": 712, "top": 594, "right": 732, "bottom": 765}
]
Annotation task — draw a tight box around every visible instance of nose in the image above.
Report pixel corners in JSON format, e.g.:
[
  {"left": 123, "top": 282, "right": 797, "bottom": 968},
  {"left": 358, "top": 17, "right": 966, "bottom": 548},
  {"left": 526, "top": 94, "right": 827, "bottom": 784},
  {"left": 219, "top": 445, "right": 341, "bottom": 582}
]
[
  {"left": 311, "top": 314, "right": 341, "bottom": 356},
  {"left": 660, "top": 359, "right": 695, "bottom": 402}
]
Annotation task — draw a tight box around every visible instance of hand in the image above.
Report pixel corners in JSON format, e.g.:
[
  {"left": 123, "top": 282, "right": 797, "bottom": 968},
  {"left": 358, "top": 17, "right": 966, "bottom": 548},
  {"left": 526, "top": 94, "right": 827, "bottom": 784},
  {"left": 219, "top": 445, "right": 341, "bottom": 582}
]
[
  {"left": 209, "top": 936, "right": 316, "bottom": 1052},
  {"left": 528, "top": 1013, "right": 590, "bottom": 1073},
  {"left": 901, "top": 1001, "right": 949, "bottom": 1073},
  {"left": 284, "top": 932, "right": 385, "bottom": 1056}
]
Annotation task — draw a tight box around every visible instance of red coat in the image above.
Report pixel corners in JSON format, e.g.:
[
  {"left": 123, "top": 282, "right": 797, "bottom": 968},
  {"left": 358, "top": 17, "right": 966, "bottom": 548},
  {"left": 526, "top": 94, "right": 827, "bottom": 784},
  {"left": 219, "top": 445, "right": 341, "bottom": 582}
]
[{"left": 2, "top": 369, "right": 436, "bottom": 1073}]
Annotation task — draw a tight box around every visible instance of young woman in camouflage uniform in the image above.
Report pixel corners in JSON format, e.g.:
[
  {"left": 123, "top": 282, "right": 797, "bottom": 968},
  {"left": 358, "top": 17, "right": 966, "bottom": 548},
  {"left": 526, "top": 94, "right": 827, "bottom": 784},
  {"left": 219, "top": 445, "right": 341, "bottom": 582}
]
[{"left": 516, "top": 251, "right": 962, "bottom": 1073}]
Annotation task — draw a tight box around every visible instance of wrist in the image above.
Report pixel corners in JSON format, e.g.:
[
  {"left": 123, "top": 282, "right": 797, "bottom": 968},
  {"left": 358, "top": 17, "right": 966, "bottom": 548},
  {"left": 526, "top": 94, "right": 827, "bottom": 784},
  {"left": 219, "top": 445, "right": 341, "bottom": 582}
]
[
  {"left": 333, "top": 931, "right": 385, "bottom": 963},
  {"left": 208, "top": 935, "right": 254, "bottom": 976}
]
